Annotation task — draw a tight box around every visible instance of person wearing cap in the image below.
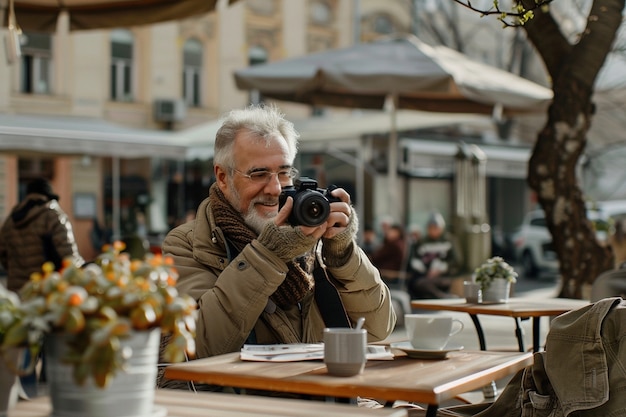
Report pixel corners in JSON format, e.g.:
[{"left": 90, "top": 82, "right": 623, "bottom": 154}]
[
  {"left": 406, "top": 212, "right": 460, "bottom": 299},
  {"left": 0, "top": 178, "right": 84, "bottom": 292}
]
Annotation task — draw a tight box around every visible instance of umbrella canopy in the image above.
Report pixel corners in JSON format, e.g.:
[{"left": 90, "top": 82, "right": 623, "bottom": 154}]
[
  {"left": 234, "top": 34, "right": 552, "bottom": 222},
  {"left": 4, "top": 0, "right": 241, "bottom": 32},
  {"left": 234, "top": 34, "right": 553, "bottom": 116}
]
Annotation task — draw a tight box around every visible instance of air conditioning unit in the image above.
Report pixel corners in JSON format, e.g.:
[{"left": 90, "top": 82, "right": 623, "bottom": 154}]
[{"left": 153, "top": 99, "right": 186, "bottom": 123}]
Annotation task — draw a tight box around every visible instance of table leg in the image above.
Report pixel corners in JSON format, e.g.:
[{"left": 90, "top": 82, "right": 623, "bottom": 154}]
[
  {"left": 426, "top": 404, "right": 438, "bottom": 417},
  {"left": 469, "top": 314, "right": 487, "bottom": 350},
  {"left": 532, "top": 317, "right": 541, "bottom": 352},
  {"left": 513, "top": 318, "right": 525, "bottom": 352}
]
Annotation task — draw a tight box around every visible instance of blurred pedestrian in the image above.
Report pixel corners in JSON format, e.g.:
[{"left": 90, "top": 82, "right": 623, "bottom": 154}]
[
  {"left": 370, "top": 224, "right": 406, "bottom": 284},
  {"left": 609, "top": 219, "right": 626, "bottom": 268},
  {"left": 406, "top": 212, "right": 459, "bottom": 299},
  {"left": 360, "top": 224, "right": 378, "bottom": 257},
  {"left": 0, "top": 178, "right": 84, "bottom": 292},
  {"left": 403, "top": 224, "right": 422, "bottom": 276},
  {"left": 0, "top": 178, "right": 85, "bottom": 395}
]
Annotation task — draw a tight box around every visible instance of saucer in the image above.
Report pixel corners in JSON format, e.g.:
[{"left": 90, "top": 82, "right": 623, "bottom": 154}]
[{"left": 390, "top": 341, "right": 464, "bottom": 359}]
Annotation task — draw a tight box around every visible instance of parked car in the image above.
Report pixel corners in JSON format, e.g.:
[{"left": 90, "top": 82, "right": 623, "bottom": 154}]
[
  {"left": 512, "top": 210, "right": 559, "bottom": 278},
  {"left": 513, "top": 202, "right": 626, "bottom": 278}
]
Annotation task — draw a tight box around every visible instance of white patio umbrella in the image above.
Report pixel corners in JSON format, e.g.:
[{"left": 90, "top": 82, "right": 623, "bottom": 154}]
[{"left": 234, "top": 34, "right": 553, "bottom": 220}]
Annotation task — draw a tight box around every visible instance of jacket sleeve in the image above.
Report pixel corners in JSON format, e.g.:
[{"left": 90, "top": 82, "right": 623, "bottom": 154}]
[
  {"left": 326, "top": 244, "right": 396, "bottom": 342},
  {"left": 48, "top": 203, "right": 84, "bottom": 267},
  {"left": 162, "top": 227, "right": 290, "bottom": 359},
  {"left": 0, "top": 223, "right": 7, "bottom": 270}
]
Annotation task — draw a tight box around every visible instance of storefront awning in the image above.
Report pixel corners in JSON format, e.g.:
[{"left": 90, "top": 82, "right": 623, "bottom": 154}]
[
  {"left": 173, "top": 110, "right": 492, "bottom": 159},
  {"left": 0, "top": 114, "right": 187, "bottom": 159}
]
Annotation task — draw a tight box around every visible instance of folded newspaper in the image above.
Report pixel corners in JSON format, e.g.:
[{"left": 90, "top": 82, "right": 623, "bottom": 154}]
[{"left": 240, "top": 343, "right": 394, "bottom": 362}]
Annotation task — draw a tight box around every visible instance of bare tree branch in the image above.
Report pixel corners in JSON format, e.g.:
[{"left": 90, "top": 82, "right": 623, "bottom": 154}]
[
  {"left": 519, "top": 0, "right": 571, "bottom": 83},
  {"left": 452, "top": 0, "right": 556, "bottom": 26}
]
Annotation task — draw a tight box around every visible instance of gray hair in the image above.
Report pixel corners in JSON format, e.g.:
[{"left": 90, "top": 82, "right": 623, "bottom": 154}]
[{"left": 213, "top": 104, "right": 299, "bottom": 169}]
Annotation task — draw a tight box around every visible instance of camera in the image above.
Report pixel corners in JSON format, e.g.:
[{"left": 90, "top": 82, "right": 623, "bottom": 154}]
[{"left": 278, "top": 177, "right": 340, "bottom": 227}]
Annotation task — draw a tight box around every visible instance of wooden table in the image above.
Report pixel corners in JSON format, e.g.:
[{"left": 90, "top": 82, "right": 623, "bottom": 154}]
[
  {"left": 411, "top": 298, "right": 589, "bottom": 352},
  {"left": 163, "top": 350, "right": 533, "bottom": 417},
  {"left": 7, "top": 388, "right": 408, "bottom": 417}
]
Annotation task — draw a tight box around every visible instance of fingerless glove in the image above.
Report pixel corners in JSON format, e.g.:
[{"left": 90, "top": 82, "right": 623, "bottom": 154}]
[
  {"left": 256, "top": 222, "right": 318, "bottom": 262},
  {"left": 322, "top": 207, "right": 359, "bottom": 267}
]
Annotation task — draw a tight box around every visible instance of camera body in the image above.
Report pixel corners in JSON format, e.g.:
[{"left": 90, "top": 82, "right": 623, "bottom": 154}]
[{"left": 278, "top": 177, "right": 340, "bottom": 227}]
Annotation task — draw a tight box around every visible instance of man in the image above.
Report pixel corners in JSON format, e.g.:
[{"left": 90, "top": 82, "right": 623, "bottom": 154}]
[
  {"left": 161, "top": 105, "right": 396, "bottom": 361},
  {"left": 406, "top": 212, "right": 459, "bottom": 299},
  {"left": 0, "top": 178, "right": 85, "bottom": 396},
  {"left": 0, "top": 178, "right": 84, "bottom": 292}
]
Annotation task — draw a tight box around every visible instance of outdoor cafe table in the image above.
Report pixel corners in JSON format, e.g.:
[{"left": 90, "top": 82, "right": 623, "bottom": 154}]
[
  {"left": 7, "top": 388, "right": 409, "bottom": 417},
  {"left": 410, "top": 297, "right": 589, "bottom": 352},
  {"left": 163, "top": 350, "right": 534, "bottom": 417}
]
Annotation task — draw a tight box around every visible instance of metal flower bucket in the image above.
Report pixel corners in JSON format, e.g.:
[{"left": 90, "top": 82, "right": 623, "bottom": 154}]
[
  {"left": 45, "top": 328, "right": 162, "bottom": 417},
  {"left": 482, "top": 279, "right": 511, "bottom": 303}
]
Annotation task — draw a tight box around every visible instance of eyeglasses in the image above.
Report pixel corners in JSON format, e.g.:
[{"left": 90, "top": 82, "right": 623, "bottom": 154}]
[{"left": 232, "top": 167, "right": 299, "bottom": 184}]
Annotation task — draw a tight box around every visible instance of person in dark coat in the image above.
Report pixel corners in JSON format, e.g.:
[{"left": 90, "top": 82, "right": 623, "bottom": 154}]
[{"left": 0, "top": 178, "right": 84, "bottom": 292}]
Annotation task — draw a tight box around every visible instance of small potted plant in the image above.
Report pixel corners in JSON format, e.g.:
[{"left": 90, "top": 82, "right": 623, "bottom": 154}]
[
  {"left": 473, "top": 256, "right": 518, "bottom": 303},
  {"left": 0, "top": 242, "right": 197, "bottom": 417}
]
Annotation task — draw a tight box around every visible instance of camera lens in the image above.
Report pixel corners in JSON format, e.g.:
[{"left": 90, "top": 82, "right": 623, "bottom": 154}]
[
  {"left": 290, "top": 190, "right": 331, "bottom": 227},
  {"left": 306, "top": 200, "right": 324, "bottom": 218}
]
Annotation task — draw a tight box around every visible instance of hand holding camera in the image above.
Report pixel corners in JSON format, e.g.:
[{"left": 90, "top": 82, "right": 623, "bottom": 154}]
[{"left": 278, "top": 177, "right": 341, "bottom": 227}]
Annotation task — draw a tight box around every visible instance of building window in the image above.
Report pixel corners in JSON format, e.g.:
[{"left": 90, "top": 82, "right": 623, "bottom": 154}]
[
  {"left": 20, "top": 32, "right": 52, "bottom": 94},
  {"left": 373, "top": 14, "right": 394, "bottom": 34},
  {"left": 110, "top": 29, "right": 134, "bottom": 102},
  {"left": 310, "top": 1, "right": 332, "bottom": 25},
  {"left": 182, "top": 38, "right": 203, "bottom": 108},
  {"left": 248, "top": 45, "right": 268, "bottom": 105}
]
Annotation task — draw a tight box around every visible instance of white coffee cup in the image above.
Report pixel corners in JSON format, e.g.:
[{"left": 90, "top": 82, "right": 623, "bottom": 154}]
[
  {"left": 404, "top": 314, "right": 464, "bottom": 350},
  {"left": 323, "top": 328, "right": 367, "bottom": 377}
]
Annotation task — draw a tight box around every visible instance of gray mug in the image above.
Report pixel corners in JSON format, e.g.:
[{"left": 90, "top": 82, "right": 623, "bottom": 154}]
[{"left": 323, "top": 327, "right": 367, "bottom": 377}]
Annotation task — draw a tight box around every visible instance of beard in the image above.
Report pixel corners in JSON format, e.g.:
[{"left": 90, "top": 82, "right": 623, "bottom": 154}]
[
  {"left": 243, "top": 208, "right": 276, "bottom": 234},
  {"left": 226, "top": 177, "right": 277, "bottom": 234}
]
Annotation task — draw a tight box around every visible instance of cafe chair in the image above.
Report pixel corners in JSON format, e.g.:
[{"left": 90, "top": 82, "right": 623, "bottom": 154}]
[{"left": 590, "top": 263, "right": 626, "bottom": 302}]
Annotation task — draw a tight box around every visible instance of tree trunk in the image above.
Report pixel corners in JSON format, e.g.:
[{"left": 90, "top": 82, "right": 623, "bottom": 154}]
[{"left": 522, "top": 0, "right": 624, "bottom": 298}]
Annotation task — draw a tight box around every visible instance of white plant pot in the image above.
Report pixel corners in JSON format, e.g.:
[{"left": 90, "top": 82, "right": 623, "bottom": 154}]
[
  {"left": 45, "top": 328, "right": 163, "bottom": 417},
  {"left": 482, "top": 279, "right": 511, "bottom": 303}
]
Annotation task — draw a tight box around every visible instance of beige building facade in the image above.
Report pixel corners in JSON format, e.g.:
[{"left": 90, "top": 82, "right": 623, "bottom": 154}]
[
  {"left": 0, "top": 0, "right": 538, "bottom": 269},
  {"left": 0, "top": 0, "right": 368, "bottom": 261}
]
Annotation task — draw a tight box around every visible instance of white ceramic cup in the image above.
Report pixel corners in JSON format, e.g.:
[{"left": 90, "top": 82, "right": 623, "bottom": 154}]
[
  {"left": 404, "top": 314, "right": 464, "bottom": 350},
  {"left": 323, "top": 328, "right": 367, "bottom": 377}
]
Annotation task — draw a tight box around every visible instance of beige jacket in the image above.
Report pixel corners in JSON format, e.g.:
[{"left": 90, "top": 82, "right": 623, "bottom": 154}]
[
  {"left": 162, "top": 197, "right": 396, "bottom": 359},
  {"left": 0, "top": 193, "right": 84, "bottom": 292}
]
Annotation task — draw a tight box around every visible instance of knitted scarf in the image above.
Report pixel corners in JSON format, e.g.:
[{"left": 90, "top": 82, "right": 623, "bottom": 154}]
[{"left": 209, "top": 184, "right": 315, "bottom": 309}]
